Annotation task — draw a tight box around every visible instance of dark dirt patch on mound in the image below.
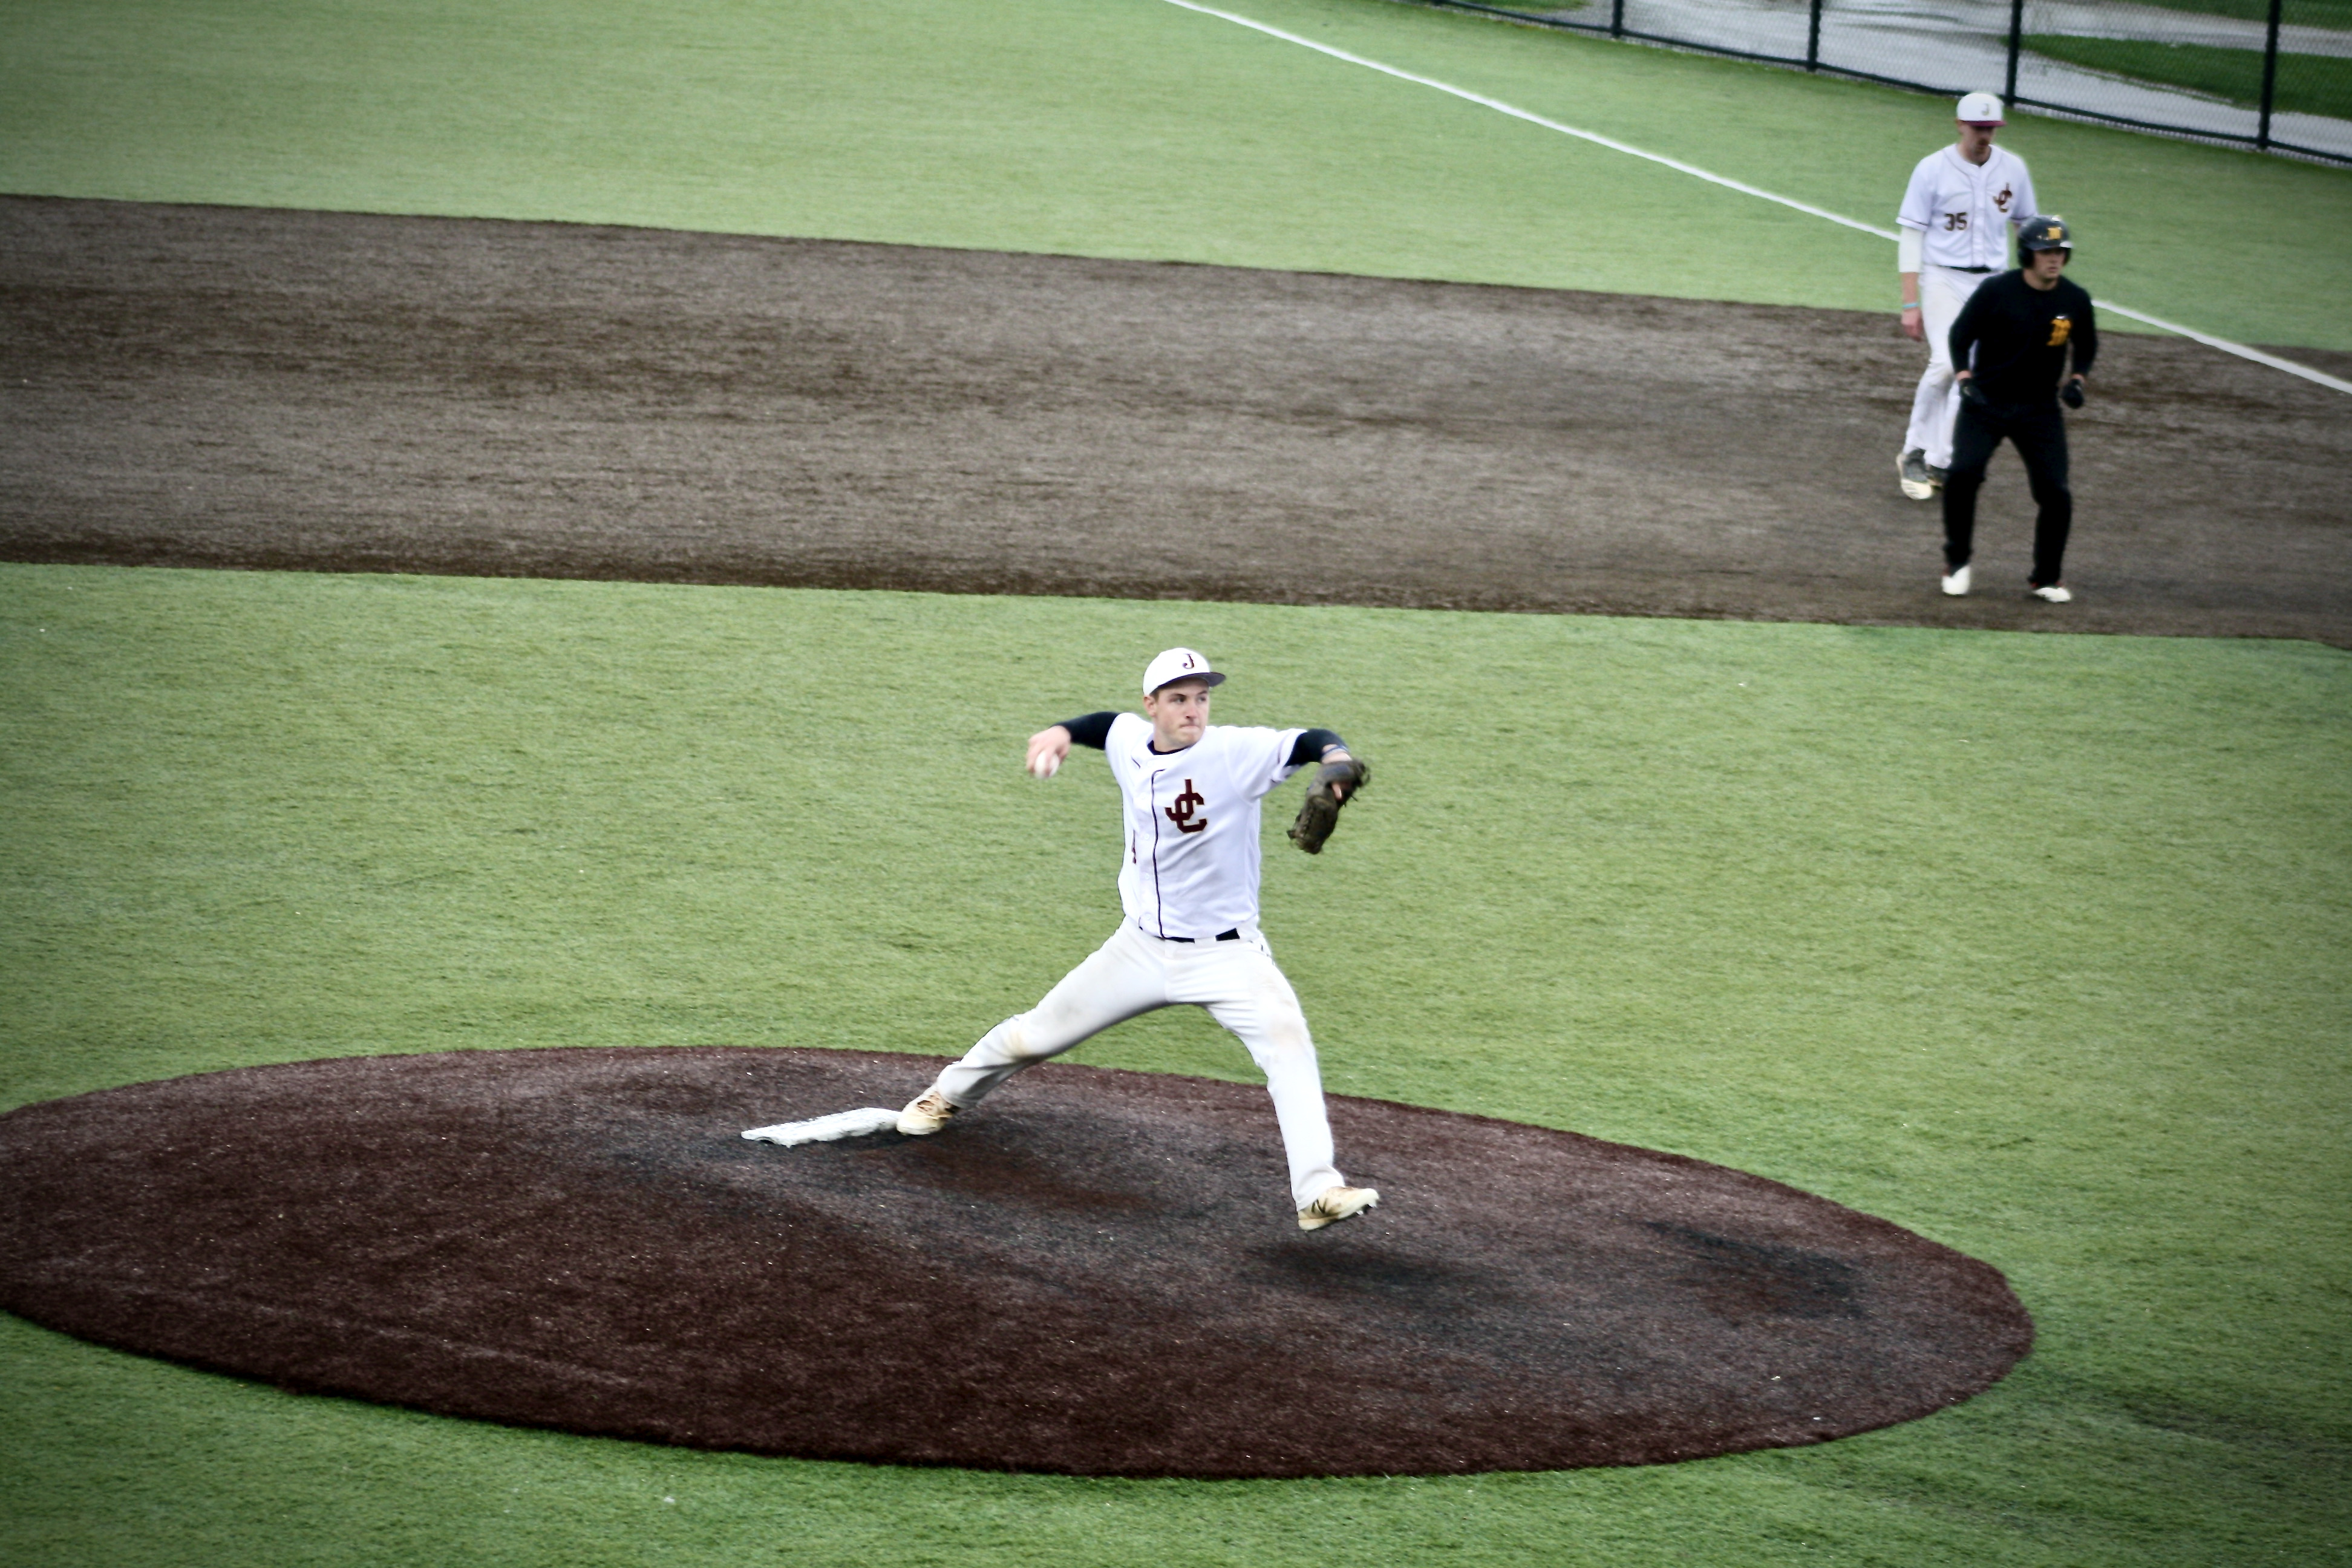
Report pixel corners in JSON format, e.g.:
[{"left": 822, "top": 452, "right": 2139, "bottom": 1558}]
[
  {"left": 0, "top": 1047, "right": 2031, "bottom": 1476},
  {"left": 2, "top": 196, "right": 2346, "bottom": 643}
]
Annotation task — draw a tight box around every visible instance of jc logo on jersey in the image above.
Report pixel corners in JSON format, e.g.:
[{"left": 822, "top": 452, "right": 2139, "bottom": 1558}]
[
  {"left": 1165, "top": 780, "right": 1207, "bottom": 834},
  {"left": 2047, "top": 316, "right": 2073, "bottom": 347}
]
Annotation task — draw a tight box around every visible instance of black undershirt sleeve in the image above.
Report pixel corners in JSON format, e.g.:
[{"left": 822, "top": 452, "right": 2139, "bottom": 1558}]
[
  {"left": 1059, "top": 714, "right": 1342, "bottom": 760},
  {"left": 1288, "top": 728, "right": 1347, "bottom": 769},
  {"left": 1058, "top": 711, "right": 1120, "bottom": 750}
]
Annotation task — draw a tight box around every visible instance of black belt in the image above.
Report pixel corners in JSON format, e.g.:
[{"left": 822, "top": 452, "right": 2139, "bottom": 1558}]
[
  {"left": 1161, "top": 928, "right": 1241, "bottom": 942},
  {"left": 1951, "top": 266, "right": 1994, "bottom": 273}
]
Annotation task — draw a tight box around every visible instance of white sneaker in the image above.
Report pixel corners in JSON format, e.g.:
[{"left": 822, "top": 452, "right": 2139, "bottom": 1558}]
[
  {"left": 1941, "top": 564, "right": 1971, "bottom": 597},
  {"left": 1898, "top": 449, "right": 1935, "bottom": 501},
  {"left": 1298, "top": 1185, "right": 1380, "bottom": 1231},
  {"left": 2031, "top": 583, "right": 2073, "bottom": 603},
  {"left": 895, "top": 1089, "right": 960, "bottom": 1135}
]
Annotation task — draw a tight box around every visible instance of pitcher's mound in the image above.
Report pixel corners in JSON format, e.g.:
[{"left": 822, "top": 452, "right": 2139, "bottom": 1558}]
[{"left": 0, "top": 1048, "right": 2030, "bottom": 1476}]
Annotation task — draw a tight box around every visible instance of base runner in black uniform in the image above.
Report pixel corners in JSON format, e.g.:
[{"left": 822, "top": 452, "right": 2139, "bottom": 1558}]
[{"left": 1940, "top": 215, "right": 2098, "bottom": 604}]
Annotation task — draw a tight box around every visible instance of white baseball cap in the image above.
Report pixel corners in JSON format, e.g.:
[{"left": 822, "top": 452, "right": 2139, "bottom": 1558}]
[
  {"left": 1956, "top": 91, "right": 2005, "bottom": 125},
  {"left": 1142, "top": 647, "right": 1226, "bottom": 696}
]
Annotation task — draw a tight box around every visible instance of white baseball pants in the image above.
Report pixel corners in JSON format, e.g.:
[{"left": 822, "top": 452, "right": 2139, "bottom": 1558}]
[
  {"left": 931, "top": 922, "right": 1345, "bottom": 1210},
  {"left": 1904, "top": 265, "right": 1996, "bottom": 471}
]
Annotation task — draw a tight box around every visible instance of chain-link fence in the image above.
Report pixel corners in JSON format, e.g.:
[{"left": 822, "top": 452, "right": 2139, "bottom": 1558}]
[{"left": 1422, "top": 0, "right": 2352, "bottom": 164}]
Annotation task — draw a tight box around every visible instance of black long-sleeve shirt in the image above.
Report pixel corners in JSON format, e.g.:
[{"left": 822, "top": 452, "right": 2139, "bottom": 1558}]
[
  {"left": 1060, "top": 711, "right": 1344, "bottom": 766},
  {"left": 1949, "top": 270, "right": 2098, "bottom": 406}
]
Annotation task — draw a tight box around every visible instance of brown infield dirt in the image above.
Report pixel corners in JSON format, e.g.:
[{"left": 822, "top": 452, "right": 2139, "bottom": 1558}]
[
  {"left": 0, "top": 1048, "right": 2033, "bottom": 1477},
  {"left": 2, "top": 194, "right": 2348, "bottom": 644}
]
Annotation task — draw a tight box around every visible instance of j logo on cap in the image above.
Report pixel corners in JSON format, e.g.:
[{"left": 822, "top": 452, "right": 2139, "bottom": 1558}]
[
  {"left": 1142, "top": 647, "right": 1229, "bottom": 696},
  {"left": 1956, "top": 90, "right": 2005, "bottom": 124}
]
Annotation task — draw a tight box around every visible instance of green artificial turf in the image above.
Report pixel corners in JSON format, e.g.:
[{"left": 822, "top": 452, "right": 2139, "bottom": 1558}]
[
  {"left": 3, "top": 563, "right": 2348, "bottom": 1566},
  {"left": 2283, "top": 0, "right": 2352, "bottom": 25},
  {"left": 1, "top": 0, "right": 2349, "bottom": 348},
  {"left": 2028, "top": 35, "right": 2352, "bottom": 122},
  {"left": 2100, "top": 0, "right": 2352, "bottom": 28}
]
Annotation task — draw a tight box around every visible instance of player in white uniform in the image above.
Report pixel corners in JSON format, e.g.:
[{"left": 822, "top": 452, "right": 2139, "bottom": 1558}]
[
  {"left": 894, "top": 647, "right": 1382, "bottom": 1232},
  {"left": 1897, "top": 93, "right": 2039, "bottom": 501}
]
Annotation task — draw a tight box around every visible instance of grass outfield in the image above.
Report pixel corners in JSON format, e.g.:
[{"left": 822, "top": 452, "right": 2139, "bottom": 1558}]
[
  {"left": 3, "top": 563, "right": 2348, "bottom": 1566},
  {"left": 0, "top": 0, "right": 2348, "bottom": 350},
  {"left": 2027, "top": 36, "right": 2352, "bottom": 122},
  {"left": 2127, "top": 0, "right": 2352, "bottom": 25}
]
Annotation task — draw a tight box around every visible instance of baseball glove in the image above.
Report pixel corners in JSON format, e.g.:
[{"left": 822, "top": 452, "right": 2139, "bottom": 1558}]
[
  {"left": 1959, "top": 376, "right": 1990, "bottom": 410},
  {"left": 1287, "top": 757, "right": 1368, "bottom": 855},
  {"left": 2060, "top": 378, "right": 2085, "bottom": 409}
]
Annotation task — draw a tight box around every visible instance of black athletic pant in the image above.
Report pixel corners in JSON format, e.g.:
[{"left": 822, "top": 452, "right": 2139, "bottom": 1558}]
[{"left": 1942, "top": 397, "right": 2073, "bottom": 587}]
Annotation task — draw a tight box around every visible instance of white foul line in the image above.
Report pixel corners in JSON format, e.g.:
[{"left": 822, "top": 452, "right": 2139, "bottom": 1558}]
[
  {"left": 1154, "top": 0, "right": 2352, "bottom": 396},
  {"left": 2085, "top": 302, "right": 2352, "bottom": 391}
]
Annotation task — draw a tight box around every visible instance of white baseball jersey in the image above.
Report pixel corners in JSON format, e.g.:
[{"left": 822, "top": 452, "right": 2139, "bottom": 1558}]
[
  {"left": 1898, "top": 145, "right": 2037, "bottom": 271},
  {"left": 1105, "top": 713, "right": 1306, "bottom": 940}
]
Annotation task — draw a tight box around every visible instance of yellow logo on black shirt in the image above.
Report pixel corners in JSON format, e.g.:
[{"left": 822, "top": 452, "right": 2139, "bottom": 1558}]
[{"left": 2047, "top": 316, "right": 2073, "bottom": 347}]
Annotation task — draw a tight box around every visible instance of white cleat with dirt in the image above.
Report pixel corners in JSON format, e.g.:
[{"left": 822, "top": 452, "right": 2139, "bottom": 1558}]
[
  {"left": 2031, "top": 583, "right": 2073, "bottom": 603},
  {"left": 1898, "top": 449, "right": 1935, "bottom": 501},
  {"left": 1298, "top": 1185, "right": 1381, "bottom": 1231},
  {"left": 1941, "top": 564, "right": 1971, "bottom": 597},
  {"left": 895, "top": 1089, "right": 961, "bottom": 1135}
]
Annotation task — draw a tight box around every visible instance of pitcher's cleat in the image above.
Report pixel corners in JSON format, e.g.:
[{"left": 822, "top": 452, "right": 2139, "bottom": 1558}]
[
  {"left": 1941, "top": 563, "right": 1971, "bottom": 597},
  {"left": 2031, "top": 583, "right": 2073, "bottom": 603},
  {"left": 1898, "top": 449, "right": 1935, "bottom": 501},
  {"left": 1298, "top": 1185, "right": 1380, "bottom": 1231},
  {"left": 896, "top": 1089, "right": 961, "bottom": 1135}
]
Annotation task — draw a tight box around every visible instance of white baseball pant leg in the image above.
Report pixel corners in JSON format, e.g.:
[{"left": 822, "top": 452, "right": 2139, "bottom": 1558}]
[
  {"left": 1904, "top": 266, "right": 1993, "bottom": 471},
  {"left": 931, "top": 922, "right": 1345, "bottom": 1210}
]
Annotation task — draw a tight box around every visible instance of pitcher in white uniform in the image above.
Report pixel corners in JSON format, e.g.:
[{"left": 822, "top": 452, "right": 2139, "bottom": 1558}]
[
  {"left": 1896, "top": 93, "right": 2040, "bottom": 501},
  {"left": 895, "top": 647, "right": 1382, "bottom": 1233}
]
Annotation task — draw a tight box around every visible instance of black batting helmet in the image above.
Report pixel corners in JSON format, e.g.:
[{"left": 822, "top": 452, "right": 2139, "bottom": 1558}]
[{"left": 2017, "top": 215, "right": 2073, "bottom": 254}]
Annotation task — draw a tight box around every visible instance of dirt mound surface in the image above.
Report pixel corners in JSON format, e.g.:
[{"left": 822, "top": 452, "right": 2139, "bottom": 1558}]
[
  {"left": 4, "top": 197, "right": 2347, "bottom": 642},
  {"left": 0, "top": 1047, "right": 2031, "bottom": 1475}
]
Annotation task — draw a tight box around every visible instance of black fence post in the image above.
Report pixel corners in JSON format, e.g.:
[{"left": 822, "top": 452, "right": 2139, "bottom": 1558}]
[
  {"left": 2004, "top": 0, "right": 2025, "bottom": 103},
  {"left": 1611, "top": 0, "right": 1625, "bottom": 39},
  {"left": 1806, "top": 0, "right": 1823, "bottom": 70},
  {"left": 2257, "top": 0, "right": 2284, "bottom": 148}
]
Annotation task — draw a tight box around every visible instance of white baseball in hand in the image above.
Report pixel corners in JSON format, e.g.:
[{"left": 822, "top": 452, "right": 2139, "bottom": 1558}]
[{"left": 1030, "top": 751, "right": 1060, "bottom": 779}]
